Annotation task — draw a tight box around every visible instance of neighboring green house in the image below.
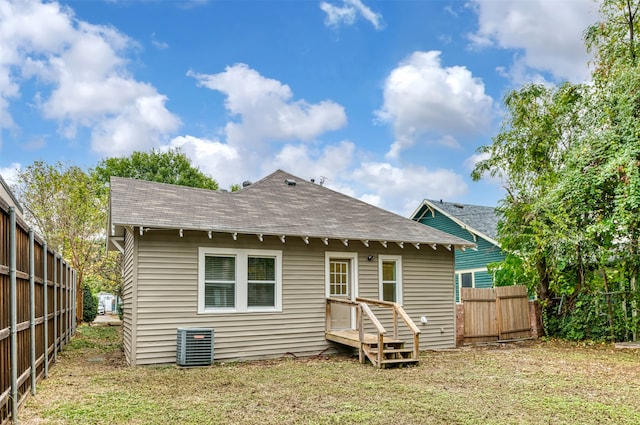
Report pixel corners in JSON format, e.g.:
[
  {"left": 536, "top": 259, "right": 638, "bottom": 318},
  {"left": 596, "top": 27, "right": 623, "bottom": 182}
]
[{"left": 411, "top": 200, "right": 504, "bottom": 302}]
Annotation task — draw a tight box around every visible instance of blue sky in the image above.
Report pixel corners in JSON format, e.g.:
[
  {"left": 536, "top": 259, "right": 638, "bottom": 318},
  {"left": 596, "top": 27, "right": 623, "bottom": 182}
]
[{"left": 0, "top": 0, "right": 599, "bottom": 215}]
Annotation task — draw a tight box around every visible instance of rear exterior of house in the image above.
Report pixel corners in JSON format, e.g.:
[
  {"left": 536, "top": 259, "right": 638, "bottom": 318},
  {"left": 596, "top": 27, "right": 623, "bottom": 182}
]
[
  {"left": 120, "top": 229, "right": 459, "bottom": 365},
  {"left": 110, "top": 171, "right": 474, "bottom": 366},
  {"left": 411, "top": 200, "right": 505, "bottom": 302}
]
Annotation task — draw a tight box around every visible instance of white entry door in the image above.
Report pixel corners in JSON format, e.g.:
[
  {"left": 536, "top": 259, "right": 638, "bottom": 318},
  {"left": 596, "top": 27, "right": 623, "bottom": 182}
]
[{"left": 327, "top": 253, "right": 357, "bottom": 330}]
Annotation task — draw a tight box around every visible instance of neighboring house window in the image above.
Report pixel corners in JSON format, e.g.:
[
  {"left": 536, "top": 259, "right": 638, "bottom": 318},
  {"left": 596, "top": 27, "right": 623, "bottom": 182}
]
[
  {"left": 460, "top": 272, "right": 473, "bottom": 288},
  {"left": 199, "top": 248, "right": 282, "bottom": 313},
  {"left": 379, "top": 255, "right": 402, "bottom": 303}
]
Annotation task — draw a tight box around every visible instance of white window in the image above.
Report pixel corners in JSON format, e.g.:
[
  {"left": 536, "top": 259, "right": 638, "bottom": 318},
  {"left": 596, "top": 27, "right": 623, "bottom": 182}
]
[
  {"left": 329, "top": 260, "right": 350, "bottom": 296},
  {"left": 198, "top": 248, "right": 282, "bottom": 313},
  {"left": 460, "top": 272, "right": 473, "bottom": 288},
  {"left": 379, "top": 255, "right": 402, "bottom": 303}
]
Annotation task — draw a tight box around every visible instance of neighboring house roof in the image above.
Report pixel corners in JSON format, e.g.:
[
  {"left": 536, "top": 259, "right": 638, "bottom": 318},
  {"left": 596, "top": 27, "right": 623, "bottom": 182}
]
[
  {"left": 108, "top": 169, "right": 474, "bottom": 250},
  {"left": 410, "top": 199, "right": 500, "bottom": 247},
  {"left": 0, "top": 173, "right": 23, "bottom": 215}
]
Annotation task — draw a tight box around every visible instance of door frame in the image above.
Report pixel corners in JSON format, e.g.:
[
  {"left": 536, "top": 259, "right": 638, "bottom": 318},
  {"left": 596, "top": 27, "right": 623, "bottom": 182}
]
[{"left": 325, "top": 252, "right": 359, "bottom": 329}]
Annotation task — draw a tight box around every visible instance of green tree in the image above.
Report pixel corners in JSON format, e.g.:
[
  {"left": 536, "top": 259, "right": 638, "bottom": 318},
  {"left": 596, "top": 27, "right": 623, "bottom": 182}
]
[
  {"left": 472, "top": 0, "right": 640, "bottom": 341},
  {"left": 17, "top": 161, "right": 105, "bottom": 324},
  {"left": 82, "top": 283, "right": 98, "bottom": 323},
  {"left": 472, "top": 83, "right": 585, "bottom": 303},
  {"left": 93, "top": 149, "right": 218, "bottom": 190}
]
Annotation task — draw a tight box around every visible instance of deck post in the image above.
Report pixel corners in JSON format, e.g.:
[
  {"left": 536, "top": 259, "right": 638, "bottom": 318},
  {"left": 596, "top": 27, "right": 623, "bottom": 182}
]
[
  {"left": 413, "top": 334, "right": 420, "bottom": 360},
  {"left": 377, "top": 333, "right": 384, "bottom": 368},
  {"left": 392, "top": 308, "right": 398, "bottom": 339},
  {"left": 325, "top": 299, "right": 331, "bottom": 333},
  {"left": 357, "top": 304, "right": 364, "bottom": 364}
]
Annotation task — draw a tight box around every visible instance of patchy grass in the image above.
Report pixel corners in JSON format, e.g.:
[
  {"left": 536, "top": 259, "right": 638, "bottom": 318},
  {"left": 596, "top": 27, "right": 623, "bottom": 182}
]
[{"left": 20, "top": 326, "right": 640, "bottom": 424}]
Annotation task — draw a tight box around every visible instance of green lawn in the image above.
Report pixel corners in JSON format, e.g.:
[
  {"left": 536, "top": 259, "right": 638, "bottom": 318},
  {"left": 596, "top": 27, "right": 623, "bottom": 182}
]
[{"left": 20, "top": 325, "right": 640, "bottom": 425}]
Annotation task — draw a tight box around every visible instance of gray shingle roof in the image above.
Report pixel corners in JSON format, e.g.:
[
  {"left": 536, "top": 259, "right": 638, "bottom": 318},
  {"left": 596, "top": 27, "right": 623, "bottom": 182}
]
[
  {"left": 108, "top": 169, "right": 474, "bottom": 248},
  {"left": 420, "top": 199, "right": 500, "bottom": 243}
]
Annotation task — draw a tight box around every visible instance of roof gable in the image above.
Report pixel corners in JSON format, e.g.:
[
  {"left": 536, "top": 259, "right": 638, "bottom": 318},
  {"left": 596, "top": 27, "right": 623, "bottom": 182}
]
[
  {"left": 411, "top": 199, "right": 500, "bottom": 247},
  {"left": 109, "top": 169, "right": 474, "bottom": 249}
]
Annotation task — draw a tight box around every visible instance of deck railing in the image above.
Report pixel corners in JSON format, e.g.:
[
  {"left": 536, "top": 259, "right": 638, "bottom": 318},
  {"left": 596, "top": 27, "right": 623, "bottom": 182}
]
[{"left": 325, "top": 297, "right": 421, "bottom": 366}]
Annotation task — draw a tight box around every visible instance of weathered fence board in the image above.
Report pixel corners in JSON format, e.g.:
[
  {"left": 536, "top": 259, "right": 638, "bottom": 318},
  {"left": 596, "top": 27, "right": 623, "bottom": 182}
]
[
  {"left": 462, "top": 285, "right": 531, "bottom": 344},
  {"left": 0, "top": 194, "right": 76, "bottom": 425}
]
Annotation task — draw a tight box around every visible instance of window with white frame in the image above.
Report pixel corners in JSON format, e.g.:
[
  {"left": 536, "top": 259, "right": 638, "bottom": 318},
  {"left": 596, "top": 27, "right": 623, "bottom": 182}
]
[
  {"left": 379, "top": 255, "right": 402, "bottom": 303},
  {"left": 460, "top": 272, "right": 473, "bottom": 288},
  {"left": 198, "top": 247, "right": 282, "bottom": 313}
]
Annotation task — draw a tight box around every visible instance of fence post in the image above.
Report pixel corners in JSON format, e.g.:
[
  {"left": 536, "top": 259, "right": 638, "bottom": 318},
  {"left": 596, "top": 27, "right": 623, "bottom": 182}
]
[
  {"left": 43, "top": 242, "right": 48, "bottom": 378},
  {"left": 66, "top": 263, "right": 70, "bottom": 344},
  {"left": 53, "top": 254, "right": 57, "bottom": 363},
  {"left": 29, "top": 229, "right": 36, "bottom": 396},
  {"left": 74, "top": 269, "right": 77, "bottom": 331},
  {"left": 59, "top": 259, "right": 63, "bottom": 350},
  {"left": 9, "top": 207, "right": 18, "bottom": 424}
]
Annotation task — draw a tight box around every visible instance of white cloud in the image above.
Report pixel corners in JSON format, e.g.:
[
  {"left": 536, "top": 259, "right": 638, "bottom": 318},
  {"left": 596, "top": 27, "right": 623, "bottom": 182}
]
[
  {"left": 351, "top": 162, "right": 468, "bottom": 215},
  {"left": 270, "top": 140, "right": 355, "bottom": 183},
  {"left": 0, "top": 162, "right": 21, "bottom": 186},
  {"left": 151, "top": 33, "right": 169, "bottom": 50},
  {"left": 470, "top": 0, "right": 598, "bottom": 83},
  {"left": 0, "top": 0, "right": 180, "bottom": 155},
  {"left": 320, "top": 0, "right": 383, "bottom": 30},
  {"left": 164, "top": 135, "right": 241, "bottom": 189},
  {"left": 376, "top": 51, "right": 495, "bottom": 158},
  {"left": 189, "top": 64, "right": 346, "bottom": 146}
]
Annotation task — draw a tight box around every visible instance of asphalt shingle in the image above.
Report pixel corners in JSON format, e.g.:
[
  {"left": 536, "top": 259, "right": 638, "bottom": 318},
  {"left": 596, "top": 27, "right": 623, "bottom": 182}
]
[
  {"left": 109, "top": 170, "right": 474, "bottom": 248},
  {"left": 425, "top": 199, "right": 500, "bottom": 242}
]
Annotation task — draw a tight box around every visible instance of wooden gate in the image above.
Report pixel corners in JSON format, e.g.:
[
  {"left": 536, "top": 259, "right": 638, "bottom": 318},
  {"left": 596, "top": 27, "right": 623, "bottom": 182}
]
[{"left": 461, "top": 285, "right": 531, "bottom": 344}]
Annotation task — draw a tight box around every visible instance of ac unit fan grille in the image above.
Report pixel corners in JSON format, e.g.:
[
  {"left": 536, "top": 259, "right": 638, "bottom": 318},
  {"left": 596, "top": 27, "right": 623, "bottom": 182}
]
[{"left": 176, "top": 328, "right": 214, "bottom": 366}]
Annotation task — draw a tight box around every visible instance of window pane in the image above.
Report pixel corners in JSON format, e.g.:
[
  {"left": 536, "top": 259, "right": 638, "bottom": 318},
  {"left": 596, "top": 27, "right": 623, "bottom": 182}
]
[
  {"left": 330, "top": 260, "right": 349, "bottom": 296},
  {"left": 248, "top": 282, "right": 275, "bottom": 307},
  {"left": 461, "top": 273, "right": 473, "bottom": 288},
  {"left": 248, "top": 257, "right": 275, "bottom": 280},
  {"left": 205, "top": 256, "right": 235, "bottom": 281},
  {"left": 205, "top": 282, "right": 235, "bottom": 308},
  {"left": 383, "top": 282, "right": 396, "bottom": 302},
  {"left": 382, "top": 261, "right": 396, "bottom": 281}
]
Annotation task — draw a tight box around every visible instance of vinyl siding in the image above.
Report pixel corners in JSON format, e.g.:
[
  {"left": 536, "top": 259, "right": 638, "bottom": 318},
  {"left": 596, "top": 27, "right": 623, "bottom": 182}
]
[
  {"left": 121, "top": 228, "right": 137, "bottom": 365},
  {"left": 419, "top": 211, "right": 505, "bottom": 303},
  {"left": 131, "top": 230, "right": 457, "bottom": 365}
]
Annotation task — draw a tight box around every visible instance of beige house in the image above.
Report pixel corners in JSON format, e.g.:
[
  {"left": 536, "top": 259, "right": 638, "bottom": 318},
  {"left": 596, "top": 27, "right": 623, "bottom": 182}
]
[{"left": 107, "top": 170, "right": 473, "bottom": 366}]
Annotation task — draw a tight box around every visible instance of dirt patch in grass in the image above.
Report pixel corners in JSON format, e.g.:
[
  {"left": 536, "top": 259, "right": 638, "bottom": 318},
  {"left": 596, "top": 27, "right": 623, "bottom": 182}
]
[{"left": 19, "top": 326, "right": 640, "bottom": 424}]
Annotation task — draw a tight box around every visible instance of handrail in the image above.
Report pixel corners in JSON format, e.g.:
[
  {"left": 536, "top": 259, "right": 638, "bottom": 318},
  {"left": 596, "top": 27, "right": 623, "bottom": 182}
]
[
  {"left": 355, "top": 297, "right": 395, "bottom": 307},
  {"left": 326, "top": 296, "right": 421, "bottom": 367},
  {"left": 395, "top": 304, "right": 421, "bottom": 335},
  {"left": 360, "top": 303, "right": 386, "bottom": 335},
  {"left": 326, "top": 297, "right": 360, "bottom": 307}
]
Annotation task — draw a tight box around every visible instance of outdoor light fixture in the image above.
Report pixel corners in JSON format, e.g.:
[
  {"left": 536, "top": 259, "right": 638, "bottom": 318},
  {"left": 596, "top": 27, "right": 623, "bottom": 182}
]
[{"left": 367, "top": 255, "right": 375, "bottom": 261}]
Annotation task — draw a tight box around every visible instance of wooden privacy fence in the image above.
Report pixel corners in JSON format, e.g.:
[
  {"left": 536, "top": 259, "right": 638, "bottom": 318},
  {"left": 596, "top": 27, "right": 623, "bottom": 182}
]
[
  {"left": 1, "top": 203, "right": 76, "bottom": 425},
  {"left": 461, "top": 285, "right": 531, "bottom": 344}
]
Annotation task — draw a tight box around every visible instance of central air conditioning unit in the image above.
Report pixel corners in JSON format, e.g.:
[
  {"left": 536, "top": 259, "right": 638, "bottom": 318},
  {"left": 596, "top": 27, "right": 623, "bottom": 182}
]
[{"left": 176, "top": 328, "right": 214, "bottom": 367}]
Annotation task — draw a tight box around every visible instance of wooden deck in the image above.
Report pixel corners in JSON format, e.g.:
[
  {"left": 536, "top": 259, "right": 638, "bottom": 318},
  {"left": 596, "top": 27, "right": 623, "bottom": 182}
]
[
  {"left": 325, "top": 330, "right": 403, "bottom": 348},
  {"left": 325, "top": 298, "right": 421, "bottom": 368}
]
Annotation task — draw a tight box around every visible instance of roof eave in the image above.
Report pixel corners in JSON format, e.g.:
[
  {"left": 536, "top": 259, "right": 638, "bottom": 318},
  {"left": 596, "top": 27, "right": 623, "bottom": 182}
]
[{"left": 108, "top": 221, "right": 476, "bottom": 250}]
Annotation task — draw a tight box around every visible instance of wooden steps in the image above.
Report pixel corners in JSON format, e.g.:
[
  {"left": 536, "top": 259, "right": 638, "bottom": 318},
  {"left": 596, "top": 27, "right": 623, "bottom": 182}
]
[
  {"left": 326, "top": 330, "right": 419, "bottom": 368},
  {"left": 325, "top": 298, "right": 421, "bottom": 369}
]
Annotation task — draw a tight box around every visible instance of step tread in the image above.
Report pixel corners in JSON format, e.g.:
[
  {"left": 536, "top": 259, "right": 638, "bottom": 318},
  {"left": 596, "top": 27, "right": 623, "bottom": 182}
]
[
  {"left": 380, "top": 358, "right": 419, "bottom": 364},
  {"left": 368, "top": 348, "right": 414, "bottom": 354}
]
